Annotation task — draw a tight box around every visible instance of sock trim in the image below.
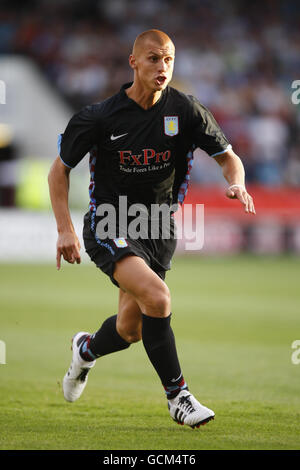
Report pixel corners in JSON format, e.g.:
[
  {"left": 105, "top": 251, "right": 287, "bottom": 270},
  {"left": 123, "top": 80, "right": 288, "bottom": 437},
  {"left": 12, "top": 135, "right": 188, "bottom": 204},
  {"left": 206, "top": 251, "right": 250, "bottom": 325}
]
[
  {"left": 80, "top": 336, "right": 97, "bottom": 361},
  {"left": 164, "top": 378, "right": 189, "bottom": 399}
]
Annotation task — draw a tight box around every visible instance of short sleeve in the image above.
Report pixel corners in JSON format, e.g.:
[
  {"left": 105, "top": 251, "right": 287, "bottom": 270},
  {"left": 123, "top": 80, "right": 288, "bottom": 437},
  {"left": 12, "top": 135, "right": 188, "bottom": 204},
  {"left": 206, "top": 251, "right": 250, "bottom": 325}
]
[
  {"left": 58, "top": 105, "right": 100, "bottom": 168},
  {"left": 188, "top": 96, "right": 231, "bottom": 157}
]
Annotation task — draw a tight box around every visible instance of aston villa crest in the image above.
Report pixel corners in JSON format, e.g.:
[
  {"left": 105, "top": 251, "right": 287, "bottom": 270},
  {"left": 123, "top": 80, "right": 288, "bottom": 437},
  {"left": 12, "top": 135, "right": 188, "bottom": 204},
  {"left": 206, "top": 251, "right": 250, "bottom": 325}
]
[{"left": 164, "top": 116, "right": 179, "bottom": 136}]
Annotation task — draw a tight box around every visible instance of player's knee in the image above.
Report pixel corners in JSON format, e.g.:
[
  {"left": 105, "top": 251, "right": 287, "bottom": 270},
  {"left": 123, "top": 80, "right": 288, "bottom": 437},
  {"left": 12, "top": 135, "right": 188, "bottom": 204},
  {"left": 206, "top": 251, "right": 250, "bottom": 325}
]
[{"left": 143, "top": 283, "right": 170, "bottom": 317}]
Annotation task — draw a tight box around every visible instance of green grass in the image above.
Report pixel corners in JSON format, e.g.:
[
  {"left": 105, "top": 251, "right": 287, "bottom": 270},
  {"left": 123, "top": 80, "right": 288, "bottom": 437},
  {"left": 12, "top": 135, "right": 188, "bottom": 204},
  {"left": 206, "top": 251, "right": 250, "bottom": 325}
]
[{"left": 0, "top": 255, "right": 300, "bottom": 450}]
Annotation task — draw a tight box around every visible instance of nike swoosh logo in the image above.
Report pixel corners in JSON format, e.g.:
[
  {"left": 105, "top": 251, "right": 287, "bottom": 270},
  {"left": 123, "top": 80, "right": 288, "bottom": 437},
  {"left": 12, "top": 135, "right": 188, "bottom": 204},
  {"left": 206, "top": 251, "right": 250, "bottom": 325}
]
[
  {"left": 110, "top": 133, "right": 128, "bottom": 141},
  {"left": 171, "top": 373, "right": 182, "bottom": 383}
]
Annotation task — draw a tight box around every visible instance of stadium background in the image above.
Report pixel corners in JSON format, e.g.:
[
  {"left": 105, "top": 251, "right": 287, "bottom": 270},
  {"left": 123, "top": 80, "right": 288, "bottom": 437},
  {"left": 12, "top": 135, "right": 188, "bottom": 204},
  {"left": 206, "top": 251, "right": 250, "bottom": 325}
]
[{"left": 0, "top": 0, "right": 300, "bottom": 450}]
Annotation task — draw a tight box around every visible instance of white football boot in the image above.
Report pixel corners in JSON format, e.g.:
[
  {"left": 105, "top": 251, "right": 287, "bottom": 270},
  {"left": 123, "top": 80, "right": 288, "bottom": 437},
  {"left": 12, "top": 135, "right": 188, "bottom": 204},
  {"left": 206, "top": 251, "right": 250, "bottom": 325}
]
[
  {"left": 168, "top": 390, "right": 215, "bottom": 428},
  {"left": 63, "top": 332, "right": 96, "bottom": 403}
]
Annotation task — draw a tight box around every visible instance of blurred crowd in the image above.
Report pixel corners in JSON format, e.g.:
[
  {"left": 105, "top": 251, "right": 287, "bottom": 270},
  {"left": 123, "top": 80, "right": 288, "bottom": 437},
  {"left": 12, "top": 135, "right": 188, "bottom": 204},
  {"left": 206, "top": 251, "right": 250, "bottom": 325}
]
[{"left": 1, "top": 0, "right": 300, "bottom": 187}]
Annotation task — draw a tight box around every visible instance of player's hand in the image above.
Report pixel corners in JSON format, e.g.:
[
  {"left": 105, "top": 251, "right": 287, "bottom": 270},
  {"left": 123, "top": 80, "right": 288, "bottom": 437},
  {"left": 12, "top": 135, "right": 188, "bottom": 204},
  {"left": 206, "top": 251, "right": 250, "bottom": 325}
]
[
  {"left": 226, "top": 184, "right": 256, "bottom": 215},
  {"left": 56, "top": 232, "right": 81, "bottom": 270}
]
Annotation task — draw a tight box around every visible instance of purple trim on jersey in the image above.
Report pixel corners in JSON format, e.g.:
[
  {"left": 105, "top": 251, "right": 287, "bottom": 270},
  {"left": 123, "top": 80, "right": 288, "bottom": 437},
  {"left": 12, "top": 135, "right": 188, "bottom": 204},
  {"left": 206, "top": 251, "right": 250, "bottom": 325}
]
[
  {"left": 178, "top": 150, "right": 194, "bottom": 205},
  {"left": 90, "top": 210, "right": 115, "bottom": 255},
  {"left": 89, "top": 146, "right": 97, "bottom": 213},
  {"left": 59, "top": 155, "right": 73, "bottom": 169},
  {"left": 57, "top": 134, "right": 74, "bottom": 168},
  {"left": 210, "top": 144, "right": 232, "bottom": 157},
  {"left": 57, "top": 134, "right": 62, "bottom": 154}
]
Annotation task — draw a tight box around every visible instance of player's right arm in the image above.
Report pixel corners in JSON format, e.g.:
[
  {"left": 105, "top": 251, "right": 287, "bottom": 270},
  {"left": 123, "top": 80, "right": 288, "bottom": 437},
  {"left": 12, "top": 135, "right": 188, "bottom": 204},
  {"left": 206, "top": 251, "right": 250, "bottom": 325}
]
[
  {"left": 48, "top": 157, "right": 81, "bottom": 269},
  {"left": 49, "top": 105, "right": 100, "bottom": 269}
]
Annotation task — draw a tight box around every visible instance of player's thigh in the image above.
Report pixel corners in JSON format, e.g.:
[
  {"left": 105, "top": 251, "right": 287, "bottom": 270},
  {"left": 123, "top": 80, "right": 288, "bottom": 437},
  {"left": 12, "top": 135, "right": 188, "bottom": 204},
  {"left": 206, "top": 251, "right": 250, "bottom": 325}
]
[
  {"left": 116, "top": 289, "right": 142, "bottom": 343},
  {"left": 113, "top": 255, "right": 171, "bottom": 317}
]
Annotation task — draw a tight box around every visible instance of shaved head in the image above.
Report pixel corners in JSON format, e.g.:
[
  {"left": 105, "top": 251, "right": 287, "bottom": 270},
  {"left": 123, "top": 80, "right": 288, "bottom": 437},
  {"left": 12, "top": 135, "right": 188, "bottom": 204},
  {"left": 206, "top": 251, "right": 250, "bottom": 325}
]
[
  {"left": 127, "top": 29, "right": 175, "bottom": 105},
  {"left": 132, "top": 29, "right": 175, "bottom": 57}
]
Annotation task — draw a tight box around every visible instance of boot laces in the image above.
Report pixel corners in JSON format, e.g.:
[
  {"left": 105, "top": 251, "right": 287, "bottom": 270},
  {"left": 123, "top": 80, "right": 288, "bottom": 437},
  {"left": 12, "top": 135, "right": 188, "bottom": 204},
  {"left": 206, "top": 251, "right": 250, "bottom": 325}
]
[{"left": 178, "top": 395, "right": 196, "bottom": 413}]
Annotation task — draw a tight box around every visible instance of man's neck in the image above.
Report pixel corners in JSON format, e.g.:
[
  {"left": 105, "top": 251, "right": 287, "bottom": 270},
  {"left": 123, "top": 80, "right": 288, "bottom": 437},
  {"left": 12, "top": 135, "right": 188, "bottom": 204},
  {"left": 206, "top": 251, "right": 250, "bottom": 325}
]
[{"left": 125, "top": 82, "right": 162, "bottom": 110}]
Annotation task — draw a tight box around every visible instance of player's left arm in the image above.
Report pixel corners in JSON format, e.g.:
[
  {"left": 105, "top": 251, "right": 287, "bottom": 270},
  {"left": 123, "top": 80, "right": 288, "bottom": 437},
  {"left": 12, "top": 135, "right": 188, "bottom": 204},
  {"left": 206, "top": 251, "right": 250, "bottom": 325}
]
[{"left": 214, "top": 148, "right": 256, "bottom": 215}]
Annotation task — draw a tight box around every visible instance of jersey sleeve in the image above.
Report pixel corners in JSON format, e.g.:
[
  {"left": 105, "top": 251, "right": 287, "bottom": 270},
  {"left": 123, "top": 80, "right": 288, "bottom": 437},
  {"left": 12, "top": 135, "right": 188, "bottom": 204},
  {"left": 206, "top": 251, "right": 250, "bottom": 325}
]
[
  {"left": 188, "top": 96, "right": 231, "bottom": 157},
  {"left": 58, "top": 105, "right": 100, "bottom": 168}
]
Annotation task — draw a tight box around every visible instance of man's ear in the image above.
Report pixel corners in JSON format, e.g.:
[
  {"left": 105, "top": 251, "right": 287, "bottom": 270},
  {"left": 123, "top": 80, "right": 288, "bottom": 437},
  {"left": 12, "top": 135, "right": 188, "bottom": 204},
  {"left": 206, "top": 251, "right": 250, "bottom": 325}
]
[{"left": 129, "top": 54, "right": 137, "bottom": 70}]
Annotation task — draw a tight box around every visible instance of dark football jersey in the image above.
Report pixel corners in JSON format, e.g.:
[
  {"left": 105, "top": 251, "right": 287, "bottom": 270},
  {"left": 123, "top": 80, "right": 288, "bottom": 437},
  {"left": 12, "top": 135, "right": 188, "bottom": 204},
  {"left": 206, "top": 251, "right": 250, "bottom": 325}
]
[{"left": 58, "top": 83, "right": 231, "bottom": 211}]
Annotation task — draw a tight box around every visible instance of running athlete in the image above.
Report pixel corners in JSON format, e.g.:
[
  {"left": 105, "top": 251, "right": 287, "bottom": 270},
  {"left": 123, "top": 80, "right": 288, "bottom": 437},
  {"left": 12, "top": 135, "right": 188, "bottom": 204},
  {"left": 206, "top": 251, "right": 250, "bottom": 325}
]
[{"left": 48, "top": 30, "right": 255, "bottom": 429}]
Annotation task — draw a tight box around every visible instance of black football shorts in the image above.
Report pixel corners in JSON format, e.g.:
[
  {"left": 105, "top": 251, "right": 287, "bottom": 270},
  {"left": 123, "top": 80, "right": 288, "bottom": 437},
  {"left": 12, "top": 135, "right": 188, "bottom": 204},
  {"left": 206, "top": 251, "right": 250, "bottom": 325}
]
[{"left": 82, "top": 210, "right": 177, "bottom": 287}]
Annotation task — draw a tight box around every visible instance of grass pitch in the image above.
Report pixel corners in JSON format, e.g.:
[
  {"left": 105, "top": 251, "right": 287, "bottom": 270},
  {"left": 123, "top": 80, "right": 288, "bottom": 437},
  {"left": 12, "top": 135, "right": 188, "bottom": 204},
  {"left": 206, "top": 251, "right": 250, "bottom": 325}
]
[{"left": 0, "top": 255, "right": 300, "bottom": 450}]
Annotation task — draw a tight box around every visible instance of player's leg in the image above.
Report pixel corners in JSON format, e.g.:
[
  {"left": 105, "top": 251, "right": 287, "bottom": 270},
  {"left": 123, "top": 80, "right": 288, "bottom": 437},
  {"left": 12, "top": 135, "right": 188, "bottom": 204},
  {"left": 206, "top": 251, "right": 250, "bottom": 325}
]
[
  {"left": 79, "top": 289, "right": 142, "bottom": 362},
  {"left": 63, "top": 271, "right": 143, "bottom": 403},
  {"left": 114, "top": 255, "right": 215, "bottom": 428},
  {"left": 113, "top": 255, "right": 185, "bottom": 395}
]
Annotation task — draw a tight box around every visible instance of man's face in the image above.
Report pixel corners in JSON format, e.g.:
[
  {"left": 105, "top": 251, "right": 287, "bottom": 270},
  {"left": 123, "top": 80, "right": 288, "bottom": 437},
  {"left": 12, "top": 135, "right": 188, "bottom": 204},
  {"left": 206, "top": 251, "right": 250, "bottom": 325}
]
[{"left": 130, "top": 40, "right": 175, "bottom": 92}]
